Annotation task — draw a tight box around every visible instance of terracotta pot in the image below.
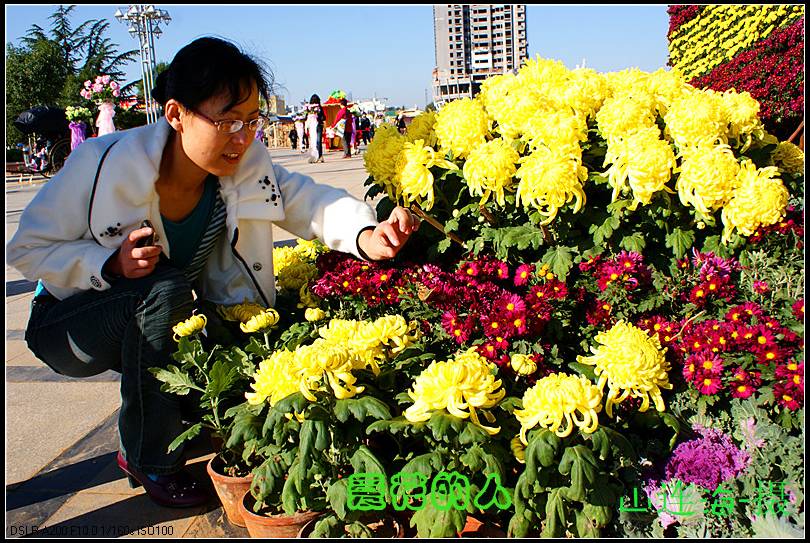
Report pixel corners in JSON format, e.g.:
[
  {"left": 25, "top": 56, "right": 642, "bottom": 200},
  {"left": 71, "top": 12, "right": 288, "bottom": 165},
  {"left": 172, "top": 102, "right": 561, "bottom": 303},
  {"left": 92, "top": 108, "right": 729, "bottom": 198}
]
[
  {"left": 459, "top": 515, "right": 506, "bottom": 538},
  {"left": 206, "top": 455, "right": 253, "bottom": 528},
  {"left": 239, "top": 489, "right": 321, "bottom": 538},
  {"left": 298, "top": 514, "right": 404, "bottom": 538}
]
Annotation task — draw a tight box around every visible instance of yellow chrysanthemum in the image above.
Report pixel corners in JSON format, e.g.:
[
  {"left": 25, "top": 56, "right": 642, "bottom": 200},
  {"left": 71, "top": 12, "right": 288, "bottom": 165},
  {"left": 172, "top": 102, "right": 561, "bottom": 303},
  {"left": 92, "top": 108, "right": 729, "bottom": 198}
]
[
  {"left": 240, "top": 308, "right": 280, "bottom": 333},
  {"left": 297, "top": 283, "right": 322, "bottom": 309},
  {"left": 604, "top": 68, "right": 653, "bottom": 100},
  {"left": 478, "top": 72, "right": 521, "bottom": 137},
  {"left": 596, "top": 95, "right": 657, "bottom": 142},
  {"left": 218, "top": 300, "right": 265, "bottom": 322},
  {"left": 562, "top": 68, "right": 610, "bottom": 120},
  {"left": 394, "top": 139, "right": 458, "bottom": 211},
  {"left": 404, "top": 349, "right": 505, "bottom": 435},
  {"left": 245, "top": 350, "right": 300, "bottom": 406},
  {"left": 646, "top": 68, "right": 691, "bottom": 117},
  {"left": 435, "top": 97, "right": 489, "bottom": 158},
  {"left": 510, "top": 353, "right": 537, "bottom": 376},
  {"left": 272, "top": 246, "right": 297, "bottom": 275},
  {"left": 721, "top": 161, "right": 789, "bottom": 242},
  {"left": 676, "top": 141, "right": 740, "bottom": 214},
  {"left": 277, "top": 261, "right": 318, "bottom": 292},
  {"left": 514, "top": 373, "right": 603, "bottom": 441},
  {"left": 772, "top": 141, "right": 804, "bottom": 174},
  {"left": 405, "top": 111, "right": 438, "bottom": 148},
  {"left": 305, "top": 307, "right": 327, "bottom": 322},
  {"left": 516, "top": 56, "right": 571, "bottom": 106},
  {"left": 720, "top": 89, "right": 765, "bottom": 147},
  {"left": 172, "top": 314, "right": 207, "bottom": 341},
  {"left": 515, "top": 144, "right": 587, "bottom": 224},
  {"left": 511, "top": 435, "right": 526, "bottom": 464},
  {"left": 463, "top": 138, "right": 519, "bottom": 206},
  {"left": 522, "top": 107, "right": 588, "bottom": 152},
  {"left": 604, "top": 126, "right": 676, "bottom": 208},
  {"left": 296, "top": 340, "right": 365, "bottom": 401},
  {"left": 293, "top": 238, "right": 328, "bottom": 261},
  {"left": 664, "top": 90, "right": 729, "bottom": 149},
  {"left": 577, "top": 320, "right": 672, "bottom": 418},
  {"left": 364, "top": 124, "right": 406, "bottom": 196}
]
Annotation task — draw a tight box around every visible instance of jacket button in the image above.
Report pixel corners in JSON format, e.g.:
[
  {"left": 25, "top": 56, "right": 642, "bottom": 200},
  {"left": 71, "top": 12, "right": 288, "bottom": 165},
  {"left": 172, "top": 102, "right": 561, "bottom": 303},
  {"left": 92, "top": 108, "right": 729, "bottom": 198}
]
[
  {"left": 90, "top": 275, "right": 102, "bottom": 289},
  {"left": 253, "top": 262, "right": 263, "bottom": 271}
]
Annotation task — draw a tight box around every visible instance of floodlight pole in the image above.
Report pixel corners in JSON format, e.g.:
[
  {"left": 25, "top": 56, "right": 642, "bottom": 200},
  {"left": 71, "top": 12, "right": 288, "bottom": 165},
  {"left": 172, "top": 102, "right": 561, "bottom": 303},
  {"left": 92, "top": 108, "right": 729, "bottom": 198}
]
[{"left": 115, "top": 5, "right": 171, "bottom": 124}]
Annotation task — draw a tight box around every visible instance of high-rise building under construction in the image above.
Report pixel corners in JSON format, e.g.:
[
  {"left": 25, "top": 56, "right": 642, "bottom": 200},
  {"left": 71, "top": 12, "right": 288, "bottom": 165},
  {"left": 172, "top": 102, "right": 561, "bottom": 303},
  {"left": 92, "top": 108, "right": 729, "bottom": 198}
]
[{"left": 432, "top": 4, "right": 528, "bottom": 107}]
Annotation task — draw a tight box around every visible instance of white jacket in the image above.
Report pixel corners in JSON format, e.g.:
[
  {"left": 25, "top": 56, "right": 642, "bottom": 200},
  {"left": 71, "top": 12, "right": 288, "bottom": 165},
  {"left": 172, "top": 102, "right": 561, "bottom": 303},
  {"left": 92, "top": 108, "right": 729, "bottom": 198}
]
[{"left": 6, "top": 119, "right": 378, "bottom": 306}]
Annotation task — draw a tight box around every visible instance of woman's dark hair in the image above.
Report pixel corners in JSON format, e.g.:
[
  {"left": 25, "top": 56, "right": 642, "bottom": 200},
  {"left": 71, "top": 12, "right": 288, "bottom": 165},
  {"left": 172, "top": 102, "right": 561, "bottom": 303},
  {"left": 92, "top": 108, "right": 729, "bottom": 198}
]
[
  {"left": 339, "top": 98, "right": 347, "bottom": 106},
  {"left": 309, "top": 94, "right": 321, "bottom": 105},
  {"left": 152, "top": 36, "right": 272, "bottom": 112}
]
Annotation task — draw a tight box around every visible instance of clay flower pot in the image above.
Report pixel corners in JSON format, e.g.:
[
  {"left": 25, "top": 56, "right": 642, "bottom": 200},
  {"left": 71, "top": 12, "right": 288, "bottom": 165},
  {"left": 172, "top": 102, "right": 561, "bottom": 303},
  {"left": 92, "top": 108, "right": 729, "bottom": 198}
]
[
  {"left": 459, "top": 515, "right": 507, "bottom": 537},
  {"left": 206, "top": 455, "right": 253, "bottom": 528},
  {"left": 238, "top": 489, "right": 321, "bottom": 538}
]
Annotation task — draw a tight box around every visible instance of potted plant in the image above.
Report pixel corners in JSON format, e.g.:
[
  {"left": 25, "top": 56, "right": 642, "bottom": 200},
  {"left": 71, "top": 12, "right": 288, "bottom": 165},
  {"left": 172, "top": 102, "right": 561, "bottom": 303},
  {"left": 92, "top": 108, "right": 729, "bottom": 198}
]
[
  {"left": 240, "top": 313, "right": 420, "bottom": 538},
  {"left": 150, "top": 304, "right": 279, "bottom": 527}
]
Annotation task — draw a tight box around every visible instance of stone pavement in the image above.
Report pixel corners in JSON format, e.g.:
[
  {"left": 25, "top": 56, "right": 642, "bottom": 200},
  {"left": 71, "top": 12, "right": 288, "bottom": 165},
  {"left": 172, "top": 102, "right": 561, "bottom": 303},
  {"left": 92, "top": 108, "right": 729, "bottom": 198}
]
[{"left": 5, "top": 145, "right": 374, "bottom": 538}]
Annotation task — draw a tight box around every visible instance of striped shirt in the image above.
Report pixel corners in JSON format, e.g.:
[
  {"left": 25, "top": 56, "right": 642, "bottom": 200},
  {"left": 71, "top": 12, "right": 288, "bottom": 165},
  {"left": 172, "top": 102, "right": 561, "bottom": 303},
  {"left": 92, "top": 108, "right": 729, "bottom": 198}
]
[
  {"left": 183, "top": 187, "right": 226, "bottom": 284},
  {"left": 161, "top": 175, "right": 227, "bottom": 284}
]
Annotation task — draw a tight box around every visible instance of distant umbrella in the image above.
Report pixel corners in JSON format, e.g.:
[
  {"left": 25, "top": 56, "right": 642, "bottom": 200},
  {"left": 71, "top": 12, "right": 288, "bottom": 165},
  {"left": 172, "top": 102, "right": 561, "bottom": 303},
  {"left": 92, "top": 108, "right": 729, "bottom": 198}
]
[{"left": 13, "top": 106, "right": 69, "bottom": 137}]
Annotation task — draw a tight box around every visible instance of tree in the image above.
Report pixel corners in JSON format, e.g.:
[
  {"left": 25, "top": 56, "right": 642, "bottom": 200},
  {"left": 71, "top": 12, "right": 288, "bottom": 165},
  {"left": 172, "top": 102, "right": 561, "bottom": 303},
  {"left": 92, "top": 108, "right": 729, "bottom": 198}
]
[
  {"left": 6, "top": 40, "right": 70, "bottom": 144},
  {"left": 6, "top": 5, "right": 139, "bottom": 140}
]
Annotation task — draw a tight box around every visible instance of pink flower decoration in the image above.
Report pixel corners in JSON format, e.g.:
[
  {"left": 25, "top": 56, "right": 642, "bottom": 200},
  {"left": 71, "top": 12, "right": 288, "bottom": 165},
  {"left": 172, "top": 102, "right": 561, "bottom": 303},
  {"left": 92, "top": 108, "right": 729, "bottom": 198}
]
[
  {"left": 101, "top": 75, "right": 111, "bottom": 85},
  {"left": 112, "top": 89, "right": 120, "bottom": 97},
  {"left": 92, "top": 83, "right": 104, "bottom": 93},
  {"left": 110, "top": 81, "right": 120, "bottom": 90},
  {"left": 84, "top": 80, "right": 92, "bottom": 88}
]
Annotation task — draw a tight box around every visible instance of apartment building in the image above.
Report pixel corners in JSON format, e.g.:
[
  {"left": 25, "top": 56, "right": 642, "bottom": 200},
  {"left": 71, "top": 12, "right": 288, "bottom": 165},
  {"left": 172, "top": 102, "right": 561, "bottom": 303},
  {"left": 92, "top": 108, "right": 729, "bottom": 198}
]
[{"left": 432, "top": 4, "right": 528, "bottom": 107}]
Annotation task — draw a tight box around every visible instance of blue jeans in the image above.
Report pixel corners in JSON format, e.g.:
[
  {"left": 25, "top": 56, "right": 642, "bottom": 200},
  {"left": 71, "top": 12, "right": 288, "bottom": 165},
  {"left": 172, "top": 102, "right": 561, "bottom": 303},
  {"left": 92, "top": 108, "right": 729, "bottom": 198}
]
[{"left": 25, "top": 264, "right": 196, "bottom": 474}]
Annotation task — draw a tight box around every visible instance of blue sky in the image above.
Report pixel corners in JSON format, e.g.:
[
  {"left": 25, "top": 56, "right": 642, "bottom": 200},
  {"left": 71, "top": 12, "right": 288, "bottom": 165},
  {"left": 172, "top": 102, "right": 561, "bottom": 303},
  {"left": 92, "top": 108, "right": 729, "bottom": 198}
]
[{"left": 5, "top": 5, "right": 670, "bottom": 109}]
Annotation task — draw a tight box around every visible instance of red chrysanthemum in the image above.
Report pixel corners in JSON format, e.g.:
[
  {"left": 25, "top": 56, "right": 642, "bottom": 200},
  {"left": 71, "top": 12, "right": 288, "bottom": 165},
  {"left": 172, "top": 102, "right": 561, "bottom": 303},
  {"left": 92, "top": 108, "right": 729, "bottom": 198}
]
[{"left": 514, "top": 263, "right": 534, "bottom": 286}]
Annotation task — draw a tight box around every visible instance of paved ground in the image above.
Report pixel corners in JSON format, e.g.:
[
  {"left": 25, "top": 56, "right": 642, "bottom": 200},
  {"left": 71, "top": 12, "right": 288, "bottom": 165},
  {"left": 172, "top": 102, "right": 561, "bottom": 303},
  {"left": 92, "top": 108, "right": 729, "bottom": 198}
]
[{"left": 5, "top": 145, "right": 374, "bottom": 538}]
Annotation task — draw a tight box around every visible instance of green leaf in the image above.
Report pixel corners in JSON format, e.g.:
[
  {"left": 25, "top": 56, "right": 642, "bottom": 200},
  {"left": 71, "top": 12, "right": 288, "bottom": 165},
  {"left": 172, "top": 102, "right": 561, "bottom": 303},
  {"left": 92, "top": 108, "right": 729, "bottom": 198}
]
[
  {"left": 524, "top": 430, "right": 560, "bottom": 484},
  {"left": 619, "top": 232, "right": 646, "bottom": 252},
  {"left": 458, "top": 421, "right": 490, "bottom": 444},
  {"left": 167, "top": 423, "right": 202, "bottom": 453},
  {"left": 567, "top": 361, "right": 597, "bottom": 381},
  {"left": 203, "top": 359, "right": 239, "bottom": 401},
  {"left": 327, "top": 478, "right": 349, "bottom": 520},
  {"left": 665, "top": 227, "right": 696, "bottom": 259},
  {"left": 558, "top": 445, "right": 599, "bottom": 502},
  {"left": 659, "top": 412, "right": 682, "bottom": 449},
  {"left": 542, "top": 245, "right": 576, "bottom": 279},
  {"left": 350, "top": 445, "right": 387, "bottom": 476},
  {"left": 574, "top": 509, "right": 600, "bottom": 537},
  {"left": 427, "top": 411, "right": 463, "bottom": 442},
  {"left": 590, "top": 215, "right": 620, "bottom": 246},
  {"left": 437, "top": 237, "right": 452, "bottom": 254},
  {"left": 411, "top": 497, "right": 466, "bottom": 537},
  {"left": 541, "top": 488, "right": 567, "bottom": 538},
  {"left": 149, "top": 365, "right": 196, "bottom": 396},
  {"left": 402, "top": 451, "right": 443, "bottom": 478}
]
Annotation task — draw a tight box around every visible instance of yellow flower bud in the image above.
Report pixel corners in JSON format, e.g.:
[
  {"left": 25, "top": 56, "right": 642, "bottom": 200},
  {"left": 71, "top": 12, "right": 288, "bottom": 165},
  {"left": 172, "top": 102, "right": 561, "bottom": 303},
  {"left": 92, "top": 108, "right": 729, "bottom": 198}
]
[
  {"left": 510, "top": 354, "right": 537, "bottom": 376},
  {"left": 172, "top": 314, "right": 207, "bottom": 342},
  {"left": 305, "top": 308, "right": 327, "bottom": 322},
  {"left": 240, "top": 309, "right": 280, "bottom": 333}
]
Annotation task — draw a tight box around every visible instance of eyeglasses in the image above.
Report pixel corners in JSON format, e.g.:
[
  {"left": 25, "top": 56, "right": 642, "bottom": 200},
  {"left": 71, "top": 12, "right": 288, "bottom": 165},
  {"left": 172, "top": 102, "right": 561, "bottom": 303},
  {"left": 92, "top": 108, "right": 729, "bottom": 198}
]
[{"left": 187, "top": 107, "right": 266, "bottom": 134}]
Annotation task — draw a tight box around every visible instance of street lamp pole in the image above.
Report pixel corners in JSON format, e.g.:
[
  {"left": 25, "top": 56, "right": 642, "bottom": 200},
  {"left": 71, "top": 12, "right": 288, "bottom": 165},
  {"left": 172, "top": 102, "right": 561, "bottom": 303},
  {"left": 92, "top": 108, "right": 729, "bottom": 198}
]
[{"left": 114, "top": 5, "right": 171, "bottom": 125}]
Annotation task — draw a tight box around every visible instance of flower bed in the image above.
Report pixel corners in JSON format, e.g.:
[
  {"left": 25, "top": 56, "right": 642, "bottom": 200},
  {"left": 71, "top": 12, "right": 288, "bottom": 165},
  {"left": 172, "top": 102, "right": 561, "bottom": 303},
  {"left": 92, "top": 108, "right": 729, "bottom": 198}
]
[
  {"left": 157, "top": 57, "right": 804, "bottom": 537},
  {"left": 667, "top": 5, "right": 804, "bottom": 139}
]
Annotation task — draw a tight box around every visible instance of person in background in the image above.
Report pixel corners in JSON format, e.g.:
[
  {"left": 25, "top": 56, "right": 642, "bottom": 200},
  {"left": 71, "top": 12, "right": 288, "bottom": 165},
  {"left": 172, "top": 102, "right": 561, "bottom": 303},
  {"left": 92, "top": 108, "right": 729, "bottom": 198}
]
[
  {"left": 332, "top": 98, "right": 354, "bottom": 159},
  {"left": 360, "top": 115, "right": 372, "bottom": 145},
  {"left": 289, "top": 125, "right": 298, "bottom": 150},
  {"left": 294, "top": 116, "right": 305, "bottom": 153},
  {"left": 306, "top": 95, "right": 325, "bottom": 163},
  {"left": 6, "top": 36, "right": 421, "bottom": 510},
  {"left": 396, "top": 112, "right": 407, "bottom": 134}
]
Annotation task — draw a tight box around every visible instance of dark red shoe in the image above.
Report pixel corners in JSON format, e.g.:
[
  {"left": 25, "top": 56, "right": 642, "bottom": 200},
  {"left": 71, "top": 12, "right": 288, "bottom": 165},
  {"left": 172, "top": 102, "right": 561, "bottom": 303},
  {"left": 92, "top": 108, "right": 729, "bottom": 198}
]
[{"left": 117, "top": 451, "right": 208, "bottom": 508}]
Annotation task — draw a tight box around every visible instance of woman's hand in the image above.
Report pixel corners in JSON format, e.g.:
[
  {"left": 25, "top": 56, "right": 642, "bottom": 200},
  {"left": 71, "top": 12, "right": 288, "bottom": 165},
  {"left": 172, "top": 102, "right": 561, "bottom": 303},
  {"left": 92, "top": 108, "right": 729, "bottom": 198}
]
[
  {"left": 103, "top": 225, "right": 163, "bottom": 279},
  {"left": 357, "top": 206, "right": 421, "bottom": 261}
]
